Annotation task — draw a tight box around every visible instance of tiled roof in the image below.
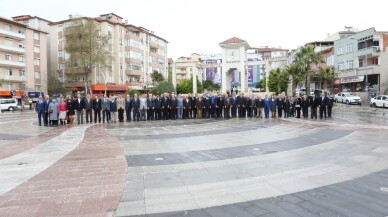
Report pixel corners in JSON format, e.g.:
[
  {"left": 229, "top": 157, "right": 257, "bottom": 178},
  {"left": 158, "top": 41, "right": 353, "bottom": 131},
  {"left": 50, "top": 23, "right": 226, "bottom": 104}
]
[{"left": 220, "top": 37, "right": 246, "bottom": 44}]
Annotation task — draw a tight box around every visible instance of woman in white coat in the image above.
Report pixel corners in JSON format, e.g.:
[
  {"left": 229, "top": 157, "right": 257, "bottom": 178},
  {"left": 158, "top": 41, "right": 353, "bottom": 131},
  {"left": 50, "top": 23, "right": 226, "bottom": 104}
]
[{"left": 48, "top": 98, "right": 59, "bottom": 125}]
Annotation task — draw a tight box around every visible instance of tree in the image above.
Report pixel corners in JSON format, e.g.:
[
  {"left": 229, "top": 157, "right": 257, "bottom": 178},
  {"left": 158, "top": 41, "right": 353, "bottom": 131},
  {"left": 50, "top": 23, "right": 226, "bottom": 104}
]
[
  {"left": 286, "top": 63, "right": 304, "bottom": 96},
  {"left": 294, "top": 45, "right": 323, "bottom": 96},
  {"left": 317, "top": 66, "right": 336, "bottom": 90},
  {"left": 151, "top": 81, "right": 175, "bottom": 95},
  {"left": 268, "top": 68, "right": 288, "bottom": 94},
  {"left": 176, "top": 78, "right": 203, "bottom": 94},
  {"left": 203, "top": 80, "right": 221, "bottom": 92},
  {"left": 151, "top": 70, "right": 164, "bottom": 86},
  {"left": 47, "top": 75, "right": 68, "bottom": 96},
  {"left": 64, "top": 17, "right": 111, "bottom": 94}
]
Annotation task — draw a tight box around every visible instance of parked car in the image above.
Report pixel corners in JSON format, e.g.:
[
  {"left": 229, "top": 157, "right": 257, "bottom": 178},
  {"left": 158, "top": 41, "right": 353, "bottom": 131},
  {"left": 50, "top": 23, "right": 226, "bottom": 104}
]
[
  {"left": 370, "top": 95, "right": 388, "bottom": 108},
  {"left": 334, "top": 92, "right": 362, "bottom": 105},
  {"left": 0, "top": 98, "right": 18, "bottom": 112}
]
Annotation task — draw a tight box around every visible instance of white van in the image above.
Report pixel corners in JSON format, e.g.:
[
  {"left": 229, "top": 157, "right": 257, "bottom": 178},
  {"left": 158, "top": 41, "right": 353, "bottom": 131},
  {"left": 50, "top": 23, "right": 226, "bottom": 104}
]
[{"left": 0, "top": 98, "right": 18, "bottom": 112}]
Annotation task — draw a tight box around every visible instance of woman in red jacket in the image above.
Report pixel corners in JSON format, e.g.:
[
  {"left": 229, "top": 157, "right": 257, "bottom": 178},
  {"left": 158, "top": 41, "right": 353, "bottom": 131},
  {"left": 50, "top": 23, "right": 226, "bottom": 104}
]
[{"left": 58, "top": 98, "right": 67, "bottom": 125}]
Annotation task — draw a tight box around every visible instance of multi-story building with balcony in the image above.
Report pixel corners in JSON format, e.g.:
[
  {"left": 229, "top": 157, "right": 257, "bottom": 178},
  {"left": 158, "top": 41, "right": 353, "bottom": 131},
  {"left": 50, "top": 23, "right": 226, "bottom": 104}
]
[
  {"left": 48, "top": 13, "right": 168, "bottom": 95},
  {"left": 334, "top": 27, "right": 388, "bottom": 95},
  {"left": 0, "top": 16, "right": 48, "bottom": 100}
]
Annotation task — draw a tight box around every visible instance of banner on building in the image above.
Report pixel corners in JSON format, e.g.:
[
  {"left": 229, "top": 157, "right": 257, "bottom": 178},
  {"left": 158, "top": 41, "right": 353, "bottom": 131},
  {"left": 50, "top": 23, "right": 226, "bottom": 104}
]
[{"left": 205, "top": 67, "right": 221, "bottom": 84}]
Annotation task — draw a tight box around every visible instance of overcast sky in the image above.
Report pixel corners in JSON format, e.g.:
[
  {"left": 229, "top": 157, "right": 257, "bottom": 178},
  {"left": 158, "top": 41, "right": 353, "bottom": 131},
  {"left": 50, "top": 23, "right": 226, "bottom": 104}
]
[{"left": 1, "top": 0, "right": 386, "bottom": 59}]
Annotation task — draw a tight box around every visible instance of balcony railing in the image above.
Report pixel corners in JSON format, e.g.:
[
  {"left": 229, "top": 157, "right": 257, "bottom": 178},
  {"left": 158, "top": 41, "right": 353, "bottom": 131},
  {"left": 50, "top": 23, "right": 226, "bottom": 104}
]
[
  {"left": 0, "top": 60, "right": 26, "bottom": 68},
  {"left": 0, "top": 29, "right": 25, "bottom": 40},
  {"left": 0, "top": 44, "right": 25, "bottom": 54},
  {"left": 0, "top": 75, "right": 25, "bottom": 82}
]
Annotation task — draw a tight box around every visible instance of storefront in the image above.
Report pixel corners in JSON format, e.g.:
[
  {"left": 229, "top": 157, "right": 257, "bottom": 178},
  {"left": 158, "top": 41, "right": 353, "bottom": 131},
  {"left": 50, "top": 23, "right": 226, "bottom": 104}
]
[
  {"left": 91, "top": 84, "right": 128, "bottom": 97},
  {"left": 1, "top": 90, "right": 26, "bottom": 105},
  {"left": 339, "top": 76, "right": 365, "bottom": 92}
]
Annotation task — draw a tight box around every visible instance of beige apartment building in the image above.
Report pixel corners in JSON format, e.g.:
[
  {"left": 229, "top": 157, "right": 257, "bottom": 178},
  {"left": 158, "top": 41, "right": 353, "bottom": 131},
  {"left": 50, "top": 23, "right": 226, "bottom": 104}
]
[
  {"left": 0, "top": 16, "right": 48, "bottom": 99},
  {"left": 48, "top": 13, "right": 168, "bottom": 94}
]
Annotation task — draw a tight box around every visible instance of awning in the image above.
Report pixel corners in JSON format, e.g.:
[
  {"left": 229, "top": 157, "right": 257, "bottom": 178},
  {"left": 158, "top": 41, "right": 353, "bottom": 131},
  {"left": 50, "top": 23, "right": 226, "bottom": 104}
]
[{"left": 340, "top": 76, "right": 364, "bottom": 84}]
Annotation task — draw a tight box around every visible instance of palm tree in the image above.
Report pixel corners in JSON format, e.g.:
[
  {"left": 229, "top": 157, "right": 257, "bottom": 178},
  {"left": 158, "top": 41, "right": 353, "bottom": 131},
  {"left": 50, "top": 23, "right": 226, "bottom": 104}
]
[
  {"left": 269, "top": 68, "right": 288, "bottom": 94},
  {"left": 318, "top": 66, "right": 336, "bottom": 90},
  {"left": 286, "top": 63, "right": 304, "bottom": 96},
  {"left": 294, "top": 45, "right": 324, "bottom": 96}
]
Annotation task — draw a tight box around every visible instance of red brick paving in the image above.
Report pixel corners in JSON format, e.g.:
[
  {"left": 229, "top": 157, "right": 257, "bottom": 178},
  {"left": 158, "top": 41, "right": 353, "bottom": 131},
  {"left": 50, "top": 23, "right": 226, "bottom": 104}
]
[{"left": 0, "top": 125, "right": 127, "bottom": 217}]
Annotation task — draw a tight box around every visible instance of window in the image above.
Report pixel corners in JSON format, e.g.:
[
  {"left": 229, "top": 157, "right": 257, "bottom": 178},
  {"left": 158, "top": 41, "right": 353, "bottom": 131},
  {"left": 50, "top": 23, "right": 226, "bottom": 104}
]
[
  {"left": 58, "top": 51, "right": 63, "bottom": 57},
  {"left": 34, "top": 59, "right": 40, "bottom": 66},
  {"left": 35, "top": 85, "right": 41, "bottom": 92},
  {"left": 126, "top": 50, "right": 143, "bottom": 60},
  {"left": 4, "top": 25, "right": 12, "bottom": 31},
  {"left": 158, "top": 49, "right": 165, "bottom": 56},
  {"left": 127, "top": 63, "right": 142, "bottom": 71},
  {"left": 58, "top": 25, "right": 63, "bottom": 32},
  {"left": 18, "top": 41, "right": 25, "bottom": 48},
  {"left": 326, "top": 55, "right": 334, "bottom": 66},
  {"left": 33, "top": 46, "right": 40, "bottom": 53},
  {"left": 5, "top": 69, "right": 12, "bottom": 76},
  {"left": 158, "top": 58, "right": 164, "bottom": 65},
  {"left": 34, "top": 71, "right": 41, "bottom": 79},
  {"left": 18, "top": 55, "right": 24, "bottom": 62},
  {"left": 18, "top": 29, "right": 25, "bottom": 34},
  {"left": 19, "top": 70, "right": 25, "bottom": 77},
  {"left": 5, "top": 38, "right": 12, "bottom": 46},
  {"left": 358, "top": 59, "right": 364, "bottom": 67},
  {"left": 33, "top": 32, "right": 40, "bottom": 40},
  {"left": 5, "top": 54, "right": 12, "bottom": 61},
  {"left": 58, "top": 38, "right": 63, "bottom": 44},
  {"left": 58, "top": 63, "right": 65, "bottom": 70},
  {"left": 129, "top": 39, "right": 142, "bottom": 49},
  {"left": 346, "top": 60, "right": 353, "bottom": 69}
]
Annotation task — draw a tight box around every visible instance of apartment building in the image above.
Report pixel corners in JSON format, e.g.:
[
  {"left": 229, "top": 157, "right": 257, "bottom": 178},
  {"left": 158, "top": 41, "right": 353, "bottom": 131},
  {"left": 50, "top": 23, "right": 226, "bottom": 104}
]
[
  {"left": 175, "top": 53, "right": 203, "bottom": 82},
  {"left": 334, "top": 27, "right": 388, "bottom": 95},
  {"left": 49, "top": 13, "right": 168, "bottom": 94},
  {"left": 0, "top": 16, "right": 48, "bottom": 100}
]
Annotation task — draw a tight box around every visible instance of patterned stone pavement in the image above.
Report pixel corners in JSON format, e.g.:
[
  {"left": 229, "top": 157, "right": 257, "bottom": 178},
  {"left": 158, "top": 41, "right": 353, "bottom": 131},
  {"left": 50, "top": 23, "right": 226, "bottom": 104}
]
[{"left": 0, "top": 107, "right": 387, "bottom": 217}]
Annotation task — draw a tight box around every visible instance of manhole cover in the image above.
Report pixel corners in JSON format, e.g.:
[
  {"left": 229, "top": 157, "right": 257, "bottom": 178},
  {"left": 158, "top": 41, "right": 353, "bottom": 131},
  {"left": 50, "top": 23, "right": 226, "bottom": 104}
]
[{"left": 155, "top": 158, "right": 164, "bottom": 161}]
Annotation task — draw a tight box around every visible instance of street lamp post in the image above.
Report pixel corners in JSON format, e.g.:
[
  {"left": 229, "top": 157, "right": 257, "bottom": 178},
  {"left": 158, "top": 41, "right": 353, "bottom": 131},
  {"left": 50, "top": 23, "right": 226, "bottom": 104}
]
[{"left": 98, "top": 71, "right": 107, "bottom": 96}]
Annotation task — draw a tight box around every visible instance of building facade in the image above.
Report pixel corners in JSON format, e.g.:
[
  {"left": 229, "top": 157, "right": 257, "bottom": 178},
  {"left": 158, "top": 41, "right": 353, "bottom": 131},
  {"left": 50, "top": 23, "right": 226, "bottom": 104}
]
[
  {"left": 0, "top": 16, "right": 48, "bottom": 101},
  {"left": 334, "top": 27, "right": 388, "bottom": 95},
  {"left": 48, "top": 13, "right": 168, "bottom": 94}
]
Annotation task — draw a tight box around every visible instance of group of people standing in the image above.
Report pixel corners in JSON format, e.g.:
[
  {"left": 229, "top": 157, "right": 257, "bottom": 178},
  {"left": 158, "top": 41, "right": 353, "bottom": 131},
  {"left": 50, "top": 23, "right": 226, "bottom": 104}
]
[{"left": 35, "top": 91, "right": 333, "bottom": 126}]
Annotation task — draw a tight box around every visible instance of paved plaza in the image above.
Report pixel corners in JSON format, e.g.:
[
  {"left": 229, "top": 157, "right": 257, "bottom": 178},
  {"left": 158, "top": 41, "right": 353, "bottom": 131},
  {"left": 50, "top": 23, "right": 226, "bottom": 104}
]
[{"left": 0, "top": 106, "right": 388, "bottom": 217}]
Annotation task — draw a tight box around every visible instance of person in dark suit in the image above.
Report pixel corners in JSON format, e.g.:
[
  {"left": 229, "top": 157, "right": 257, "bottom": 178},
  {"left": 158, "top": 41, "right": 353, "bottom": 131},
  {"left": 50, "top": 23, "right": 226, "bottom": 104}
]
[
  {"left": 256, "top": 96, "right": 264, "bottom": 118},
  {"left": 147, "top": 94, "right": 154, "bottom": 120},
  {"left": 43, "top": 95, "right": 50, "bottom": 126},
  {"left": 204, "top": 94, "right": 210, "bottom": 119},
  {"left": 132, "top": 94, "right": 140, "bottom": 121},
  {"left": 301, "top": 95, "right": 309, "bottom": 118},
  {"left": 169, "top": 94, "right": 177, "bottom": 120},
  {"left": 92, "top": 95, "right": 102, "bottom": 123},
  {"left": 224, "top": 94, "right": 231, "bottom": 118},
  {"left": 161, "top": 93, "right": 170, "bottom": 120},
  {"left": 84, "top": 94, "right": 93, "bottom": 124},
  {"left": 264, "top": 95, "right": 271, "bottom": 118},
  {"left": 327, "top": 96, "right": 333, "bottom": 118},
  {"left": 190, "top": 94, "right": 196, "bottom": 119},
  {"left": 125, "top": 95, "right": 132, "bottom": 122},
  {"left": 66, "top": 95, "right": 75, "bottom": 125},
  {"left": 154, "top": 95, "right": 161, "bottom": 120},
  {"left": 196, "top": 94, "right": 204, "bottom": 119},
  {"left": 35, "top": 95, "right": 46, "bottom": 126},
  {"left": 276, "top": 95, "right": 284, "bottom": 118},
  {"left": 283, "top": 96, "right": 291, "bottom": 118},
  {"left": 319, "top": 93, "right": 329, "bottom": 119},
  {"left": 74, "top": 93, "right": 85, "bottom": 124},
  {"left": 210, "top": 93, "right": 217, "bottom": 118},
  {"left": 295, "top": 95, "right": 302, "bottom": 118},
  {"left": 217, "top": 94, "right": 224, "bottom": 118},
  {"left": 182, "top": 95, "right": 189, "bottom": 119},
  {"left": 237, "top": 93, "right": 245, "bottom": 118},
  {"left": 310, "top": 94, "right": 319, "bottom": 119},
  {"left": 231, "top": 94, "right": 237, "bottom": 118}
]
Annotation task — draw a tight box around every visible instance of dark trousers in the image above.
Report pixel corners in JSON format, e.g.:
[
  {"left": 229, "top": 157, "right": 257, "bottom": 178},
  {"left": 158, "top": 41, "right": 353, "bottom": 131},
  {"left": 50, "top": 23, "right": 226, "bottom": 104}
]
[
  {"left": 224, "top": 107, "right": 230, "bottom": 118},
  {"left": 284, "top": 110, "right": 289, "bottom": 118},
  {"left": 210, "top": 106, "right": 216, "bottom": 118},
  {"left": 94, "top": 110, "right": 101, "bottom": 123},
  {"left": 264, "top": 107, "right": 270, "bottom": 118},
  {"left": 231, "top": 106, "right": 237, "bottom": 118},
  {"left": 327, "top": 106, "right": 332, "bottom": 117},
  {"left": 133, "top": 109, "right": 140, "bottom": 121},
  {"left": 118, "top": 108, "right": 124, "bottom": 122},
  {"left": 302, "top": 107, "right": 308, "bottom": 118},
  {"left": 277, "top": 108, "right": 282, "bottom": 118},
  {"left": 217, "top": 107, "right": 222, "bottom": 118},
  {"left": 311, "top": 107, "right": 317, "bottom": 119},
  {"left": 205, "top": 108, "right": 210, "bottom": 118},
  {"left": 103, "top": 109, "right": 110, "bottom": 122},
  {"left": 147, "top": 108, "right": 153, "bottom": 120},
  {"left": 163, "top": 108, "right": 169, "bottom": 120},
  {"left": 155, "top": 108, "right": 161, "bottom": 120},
  {"left": 320, "top": 106, "right": 327, "bottom": 119},
  {"left": 296, "top": 108, "right": 301, "bottom": 118},
  {"left": 170, "top": 108, "right": 176, "bottom": 119},
  {"left": 126, "top": 109, "right": 132, "bottom": 121},
  {"left": 85, "top": 109, "right": 92, "bottom": 123},
  {"left": 77, "top": 110, "right": 83, "bottom": 124},
  {"left": 38, "top": 111, "right": 45, "bottom": 126},
  {"left": 44, "top": 112, "right": 49, "bottom": 125},
  {"left": 191, "top": 108, "right": 196, "bottom": 118}
]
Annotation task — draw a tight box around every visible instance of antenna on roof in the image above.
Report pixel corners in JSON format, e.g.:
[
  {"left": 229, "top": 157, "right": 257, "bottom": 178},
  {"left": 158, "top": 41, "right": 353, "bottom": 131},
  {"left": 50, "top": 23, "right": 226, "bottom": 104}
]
[{"left": 344, "top": 26, "right": 353, "bottom": 32}]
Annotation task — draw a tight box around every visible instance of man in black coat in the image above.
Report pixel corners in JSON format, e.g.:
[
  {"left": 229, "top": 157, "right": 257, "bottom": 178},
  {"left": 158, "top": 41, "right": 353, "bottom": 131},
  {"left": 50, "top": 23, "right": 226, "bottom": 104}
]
[
  {"left": 310, "top": 94, "right": 319, "bottom": 119},
  {"left": 154, "top": 95, "right": 161, "bottom": 120},
  {"left": 132, "top": 94, "right": 140, "bottom": 121},
  {"left": 319, "top": 93, "right": 329, "bottom": 119},
  {"left": 217, "top": 94, "right": 224, "bottom": 118},
  {"left": 125, "top": 95, "right": 132, "bottom": 122},
  {"left": 147, "top": 94, "right": 154, "bottom": 120},
  {"left": 190, "top": 94, "right": 197, "bottom": 119},
  {"left": 204, "top": 94, "right": 210, "bottom": 119},
  {"left": 161, "top": 93, "right": 170, "bottom": 120},
  {"left": 92, "top": 95, "right": 102, "bottom": 123},
  {"left": 169, "top": 94, "right": 177, "bottom": 120}
]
